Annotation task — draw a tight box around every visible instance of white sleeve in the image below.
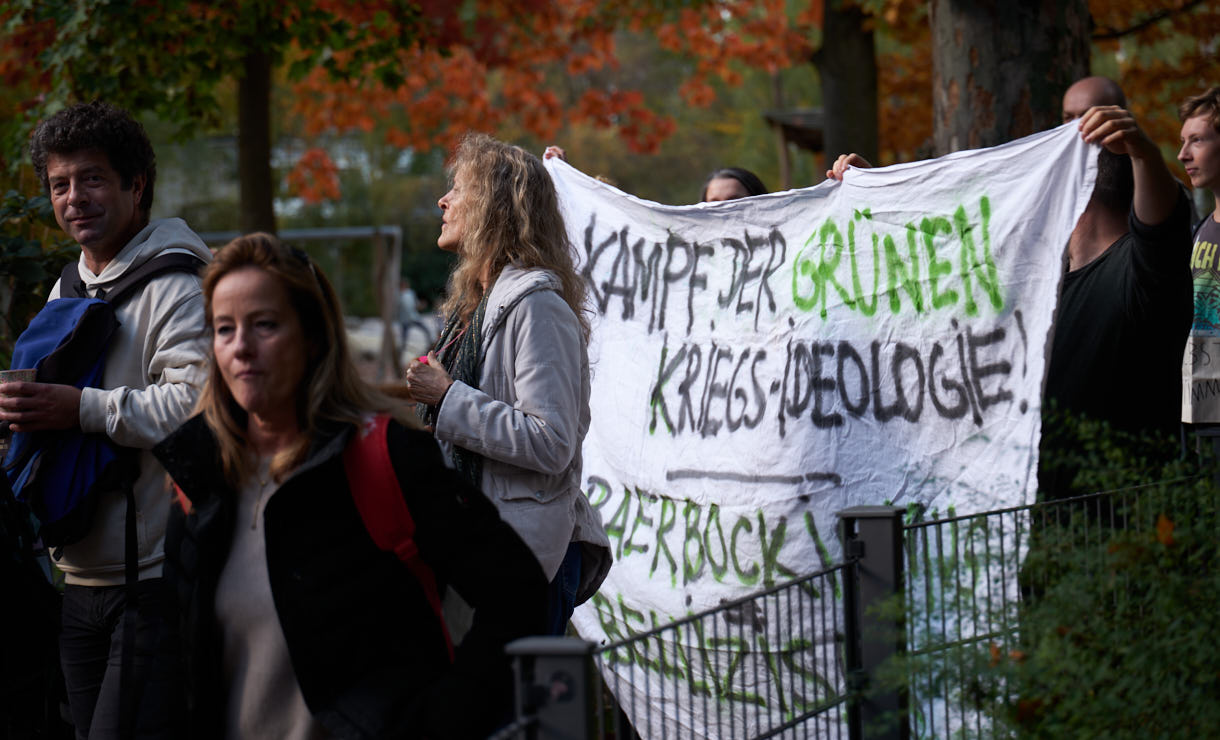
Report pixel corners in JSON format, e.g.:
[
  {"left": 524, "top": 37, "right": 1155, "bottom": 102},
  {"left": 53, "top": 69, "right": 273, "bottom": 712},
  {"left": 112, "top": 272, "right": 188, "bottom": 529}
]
[{"left": 79, "top": 280, "right": 208, "bottom": 449}]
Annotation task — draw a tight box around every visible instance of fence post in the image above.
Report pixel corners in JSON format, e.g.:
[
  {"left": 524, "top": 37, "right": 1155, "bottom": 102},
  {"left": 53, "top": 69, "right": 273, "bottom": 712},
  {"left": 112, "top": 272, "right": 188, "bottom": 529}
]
[
  {"left": 839, "top": 505, "right": 908, "bottom": 740},
  {"left": 505, "top": 636, "right": 596, "bottom": 740}
]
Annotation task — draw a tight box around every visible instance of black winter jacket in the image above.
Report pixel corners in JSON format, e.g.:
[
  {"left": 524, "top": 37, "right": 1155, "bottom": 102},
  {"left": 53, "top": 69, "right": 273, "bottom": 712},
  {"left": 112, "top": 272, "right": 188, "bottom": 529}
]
[{"left": 154, "top": 415, "right": 549, "bottom": 739}]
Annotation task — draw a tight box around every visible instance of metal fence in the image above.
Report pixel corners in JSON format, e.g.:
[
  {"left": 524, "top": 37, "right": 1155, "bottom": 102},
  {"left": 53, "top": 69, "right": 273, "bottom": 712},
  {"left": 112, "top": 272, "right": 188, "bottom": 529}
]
[
  {"left": 903, "top": 476, "right": 1220, "bottom": 738},
  {"left": 499, "top": 508, "right": 899, "bottom": 740},
  {"left": 503, "top": 480, "right": 1210, "bottom": 739},
  {"left": 902, "top": 490, "right": 1120, "bottom": 738},
  {"left": 501, "top": 563, "right": 855, "bottom": 740}
]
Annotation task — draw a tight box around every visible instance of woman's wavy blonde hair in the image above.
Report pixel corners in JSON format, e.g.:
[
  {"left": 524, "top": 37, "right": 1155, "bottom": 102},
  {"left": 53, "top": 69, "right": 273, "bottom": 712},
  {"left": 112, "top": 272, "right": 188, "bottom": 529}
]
[
  {"left": 197, "top": 232, "right": 416, "bottom": 487},
  {"left": 439, "top": 133, "right": 589, "bottom": 338}
]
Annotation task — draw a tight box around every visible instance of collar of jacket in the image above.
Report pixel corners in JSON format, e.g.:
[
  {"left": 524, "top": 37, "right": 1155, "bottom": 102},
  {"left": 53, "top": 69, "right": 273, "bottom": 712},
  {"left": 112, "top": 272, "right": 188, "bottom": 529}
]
[
  {"left": 154, "top": 414, "right": 355, "bottom": 505},
  {"left": 481, "top": 265, "right": 560, "bottom": 342},
  {"left": 76, "top": 217, "right": 212, "bottom": 288}
]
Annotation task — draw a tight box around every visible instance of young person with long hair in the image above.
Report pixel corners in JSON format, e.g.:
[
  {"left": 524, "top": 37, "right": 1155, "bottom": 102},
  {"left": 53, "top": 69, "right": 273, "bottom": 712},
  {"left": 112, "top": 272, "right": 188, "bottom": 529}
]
[{"left": 405, "top": 134, "right": 612, "bottom": 634}]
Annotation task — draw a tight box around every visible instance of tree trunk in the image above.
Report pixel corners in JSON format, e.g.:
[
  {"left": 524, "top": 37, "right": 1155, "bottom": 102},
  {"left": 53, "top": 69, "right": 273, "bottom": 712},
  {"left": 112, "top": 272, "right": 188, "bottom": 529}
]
[
  {"left": 814, "top": 1, "right": 878, "bottom": 171},
  {"left": 238, "top": 46, "right": 276, "bottom": 234},
  {"left": 930, "top": 0, "right": 1089, "bottom": 156},
  {"left": 772, "top": 73, "right": 792, "bottom": 190}
]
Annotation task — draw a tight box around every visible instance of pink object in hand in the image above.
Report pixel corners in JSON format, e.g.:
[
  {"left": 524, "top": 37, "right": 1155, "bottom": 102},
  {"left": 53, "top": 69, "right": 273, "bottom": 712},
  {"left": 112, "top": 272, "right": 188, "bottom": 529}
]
[{"left": 418, "top": 356, "right": 429, "bottom": 364}]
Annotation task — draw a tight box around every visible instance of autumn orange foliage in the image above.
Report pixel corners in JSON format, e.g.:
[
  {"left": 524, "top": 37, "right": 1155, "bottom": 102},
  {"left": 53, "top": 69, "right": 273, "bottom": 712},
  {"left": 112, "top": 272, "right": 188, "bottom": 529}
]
[
  {"left": 285, "top": 147, "right": 341, "bottom": 204},
  {"left": 6, "top": 0, "right": 1215, "bottom": 205},
  {"left": 1091, "top": 0, "right": 1220, "bottom": 172},
  {"left": 1155, "top": 512, "right": 1175, "bottom": 546},
  {"left": 653, "top": 0, "right": 813, "bottom": 106},
  {"left": 286, "top": 0, "right": 1220, "bottom": 202},
  {"left": 0, "top": 8, "right": 53, "bottom": 95},
  {"left": 288, "top": 0, "right": 681, "bottom": 198},
  {"left": 635, "top": 0, "right": 934, "bottom": 163},
  {"left": 616, "top": 0, "right": 1217, "bottom": 167}
]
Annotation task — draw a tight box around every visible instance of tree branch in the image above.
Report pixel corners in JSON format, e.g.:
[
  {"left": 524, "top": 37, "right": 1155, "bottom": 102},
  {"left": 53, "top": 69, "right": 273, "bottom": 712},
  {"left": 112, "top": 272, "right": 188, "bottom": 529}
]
[{"left": 1091, "top": 0, "right": 1207, "bottom": 41}]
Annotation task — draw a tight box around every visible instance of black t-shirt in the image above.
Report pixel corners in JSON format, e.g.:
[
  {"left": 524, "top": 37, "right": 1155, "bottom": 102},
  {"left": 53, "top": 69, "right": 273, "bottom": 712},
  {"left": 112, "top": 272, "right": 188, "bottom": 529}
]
[{"left": 1040, "top": 192, "right": 1193, "bottom": 497}]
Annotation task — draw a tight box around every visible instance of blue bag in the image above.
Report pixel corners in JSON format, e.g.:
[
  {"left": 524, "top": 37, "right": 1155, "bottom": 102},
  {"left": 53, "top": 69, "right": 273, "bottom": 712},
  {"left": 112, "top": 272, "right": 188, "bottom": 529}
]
[{"left": 2, "top": 253, "right": 205, "bottom": 548}]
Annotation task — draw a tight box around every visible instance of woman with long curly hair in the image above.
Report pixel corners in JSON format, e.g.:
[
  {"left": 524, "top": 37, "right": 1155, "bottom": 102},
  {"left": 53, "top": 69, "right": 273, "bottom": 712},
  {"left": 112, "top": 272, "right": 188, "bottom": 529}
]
[{"left": 405, "top": 133, "right": 612, "bottom": 634}]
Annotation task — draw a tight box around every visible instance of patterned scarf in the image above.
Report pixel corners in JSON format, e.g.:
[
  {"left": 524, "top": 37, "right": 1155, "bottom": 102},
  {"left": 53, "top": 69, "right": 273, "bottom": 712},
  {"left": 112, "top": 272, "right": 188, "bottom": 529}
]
[{"left": 421, "top": 292, "right": 489, "bottom": 489}]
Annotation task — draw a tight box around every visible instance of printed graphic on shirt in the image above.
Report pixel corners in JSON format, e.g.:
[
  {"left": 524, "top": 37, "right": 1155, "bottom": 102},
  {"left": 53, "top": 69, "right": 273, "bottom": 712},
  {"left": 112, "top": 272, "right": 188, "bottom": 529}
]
[
  {"left": 1190, "top": 230, "right": 1220, "bottom": 334},
  {"left": 1182, "top": 215, "right": 1220, "bottom": 422}
]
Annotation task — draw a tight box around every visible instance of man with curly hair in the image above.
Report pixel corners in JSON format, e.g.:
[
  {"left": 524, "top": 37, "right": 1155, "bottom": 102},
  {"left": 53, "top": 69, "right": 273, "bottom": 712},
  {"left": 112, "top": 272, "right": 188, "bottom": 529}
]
[{"left": 0, "top": 101, "right": 211, "bottom": 738}]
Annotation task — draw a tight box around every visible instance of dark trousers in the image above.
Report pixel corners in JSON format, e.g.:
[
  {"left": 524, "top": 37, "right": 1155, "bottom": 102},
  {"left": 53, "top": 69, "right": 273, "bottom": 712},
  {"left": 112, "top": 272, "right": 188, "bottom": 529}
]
[
  {"left": 59, "top": 579, "right": 180, "bottom": 740},
  {"left": 544, "top": 542, "right": 583, "bottom": 636}
]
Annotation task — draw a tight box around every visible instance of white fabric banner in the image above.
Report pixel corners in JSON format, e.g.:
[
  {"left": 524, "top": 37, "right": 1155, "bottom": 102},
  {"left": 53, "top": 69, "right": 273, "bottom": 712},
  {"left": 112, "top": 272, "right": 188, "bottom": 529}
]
[{"left": 553, "top": 122, "right": 1097, "bottom": 738}]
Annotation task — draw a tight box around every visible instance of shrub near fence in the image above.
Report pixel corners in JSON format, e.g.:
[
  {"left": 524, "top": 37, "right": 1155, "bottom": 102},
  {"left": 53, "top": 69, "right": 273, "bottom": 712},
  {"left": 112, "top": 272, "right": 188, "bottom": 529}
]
[
  {"left": 931, "top": 479, "right": 1220, "bottom": 738},
  {"left": 898, "top": 430, "right": 1220, "bottom": 738}
]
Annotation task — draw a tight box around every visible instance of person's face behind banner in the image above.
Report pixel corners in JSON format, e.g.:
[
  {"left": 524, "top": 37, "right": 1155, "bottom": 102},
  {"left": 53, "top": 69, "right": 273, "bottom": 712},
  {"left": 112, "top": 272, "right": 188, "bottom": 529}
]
[
  {"left": 703, "top": 176, "right": 752, "bottom": 203},
  {"left": 211, "top": 266, "right": 307, "bottom": 428},
  {"left": 437, "top": 169, "right": 469, "bottom": 253}
]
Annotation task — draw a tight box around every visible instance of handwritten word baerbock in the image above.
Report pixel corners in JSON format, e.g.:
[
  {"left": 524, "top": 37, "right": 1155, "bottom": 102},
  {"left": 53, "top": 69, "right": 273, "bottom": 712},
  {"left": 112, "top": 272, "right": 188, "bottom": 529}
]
[{"left": 586, "top": 476, "right": 839, "bottom": 590}]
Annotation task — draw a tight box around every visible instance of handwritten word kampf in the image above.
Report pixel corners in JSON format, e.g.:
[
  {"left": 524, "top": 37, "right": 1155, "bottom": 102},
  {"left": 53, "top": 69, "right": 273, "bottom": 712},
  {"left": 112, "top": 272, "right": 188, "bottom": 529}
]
[{"left": 582, "top": 215, "right": 786, "bottom": 335}]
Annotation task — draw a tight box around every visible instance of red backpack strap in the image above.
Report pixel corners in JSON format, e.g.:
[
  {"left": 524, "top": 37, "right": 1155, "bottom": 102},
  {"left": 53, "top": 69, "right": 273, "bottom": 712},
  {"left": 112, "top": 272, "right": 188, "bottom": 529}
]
[
  {"left": 173, "top": 484, "right": 193, "bottom": 515},
  {"left": 343, "top": 415, "right": 454, "bottom": 661}
]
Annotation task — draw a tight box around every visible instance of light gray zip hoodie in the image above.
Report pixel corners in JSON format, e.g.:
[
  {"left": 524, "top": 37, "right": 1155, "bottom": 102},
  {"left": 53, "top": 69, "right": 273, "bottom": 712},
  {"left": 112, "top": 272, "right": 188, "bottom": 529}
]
[
  {"left": 435, "top": 265, "right": 612, "bottom": 603},
  {"left": 48, "top": 217, "right": 212, "bottom": 585}
]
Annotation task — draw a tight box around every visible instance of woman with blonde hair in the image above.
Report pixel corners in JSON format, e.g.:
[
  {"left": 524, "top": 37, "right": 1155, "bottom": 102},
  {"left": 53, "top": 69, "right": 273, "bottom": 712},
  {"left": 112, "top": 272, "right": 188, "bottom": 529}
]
[
  {"left": 406, "top": 133, "right": 612, "bottom": 634},
  {"left": 154, "top": 233, "right": 547, "bottom": 739}
]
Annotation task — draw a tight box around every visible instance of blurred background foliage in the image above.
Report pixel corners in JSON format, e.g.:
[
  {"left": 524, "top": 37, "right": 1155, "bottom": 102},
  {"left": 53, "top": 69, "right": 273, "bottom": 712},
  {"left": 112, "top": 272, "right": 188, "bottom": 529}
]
[
  {"left": 1, "top": 0, "right": 1217, "bottom": 352},
  {"left": 0, "top": 192, "right": 75, "bottom": 368}
]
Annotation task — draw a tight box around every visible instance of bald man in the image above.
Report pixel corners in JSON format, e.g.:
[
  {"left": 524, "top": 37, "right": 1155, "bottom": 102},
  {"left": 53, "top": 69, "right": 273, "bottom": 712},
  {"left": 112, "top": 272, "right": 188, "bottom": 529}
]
[
  {"left": 1061, "top": 75, "right": 1127, "bottom": 123},
  {"left": 1039, "top": 77, "right": 1193, "bottom": 500}
]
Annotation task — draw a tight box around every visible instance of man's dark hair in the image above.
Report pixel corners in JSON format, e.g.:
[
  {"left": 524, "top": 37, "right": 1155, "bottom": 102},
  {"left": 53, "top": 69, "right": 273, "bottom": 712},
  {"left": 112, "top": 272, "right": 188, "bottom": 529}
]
[
  {"left": 29, "top": 101, "right": 156, "bottom": 213},
  {"left": 1180, "top": 87, "right": 1220, "bottom": 133}
]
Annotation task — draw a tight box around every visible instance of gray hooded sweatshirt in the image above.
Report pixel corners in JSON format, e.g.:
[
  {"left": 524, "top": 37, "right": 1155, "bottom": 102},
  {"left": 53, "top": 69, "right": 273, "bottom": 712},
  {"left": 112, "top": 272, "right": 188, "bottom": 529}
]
[{"left": 49, "top": 217, "right": 212, "bottom": 586}]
